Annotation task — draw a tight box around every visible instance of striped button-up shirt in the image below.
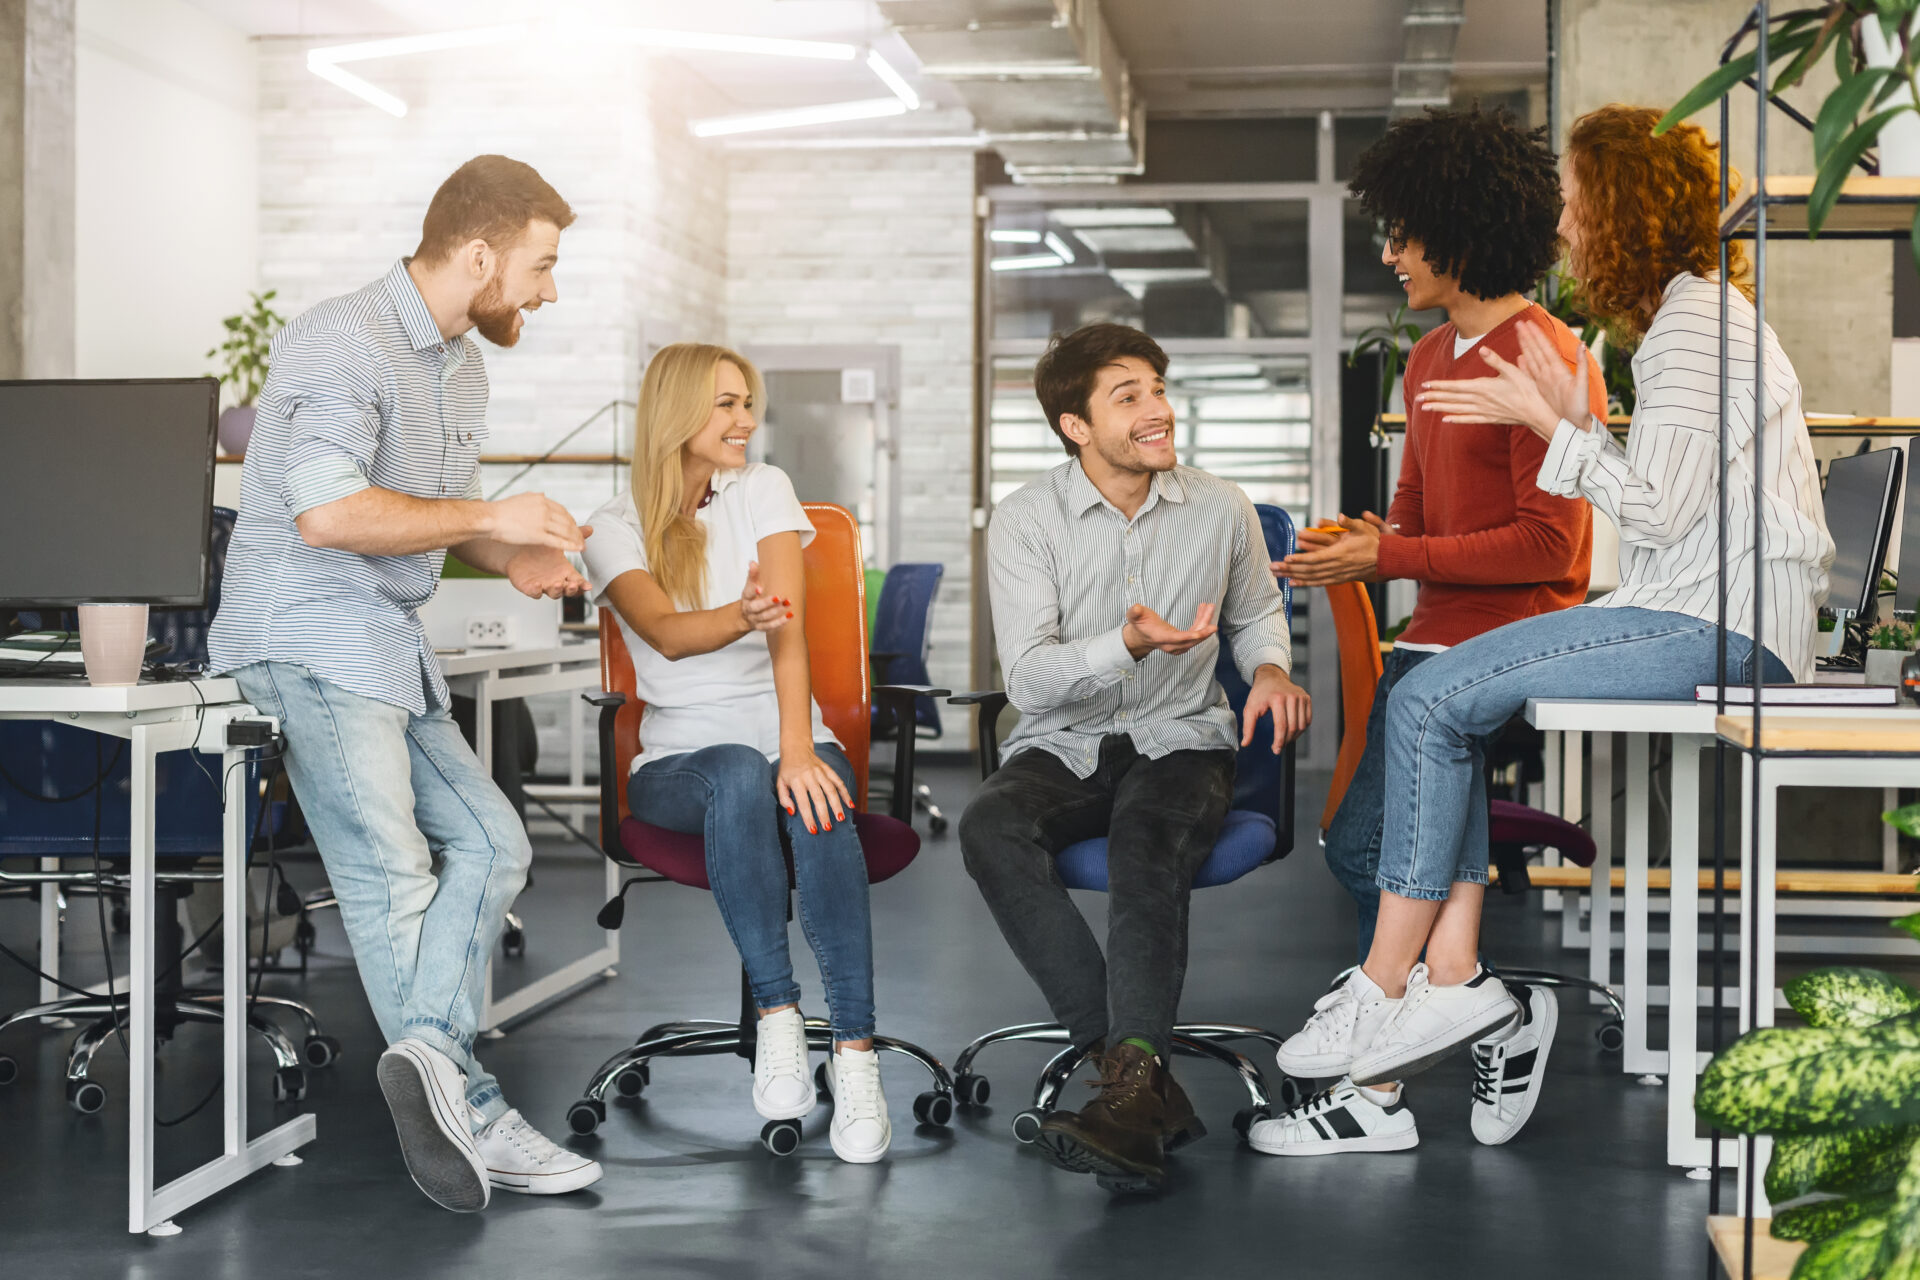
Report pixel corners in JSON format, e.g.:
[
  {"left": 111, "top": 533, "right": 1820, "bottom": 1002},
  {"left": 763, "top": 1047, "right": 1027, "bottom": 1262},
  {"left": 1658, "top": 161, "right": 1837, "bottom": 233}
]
[
  {"left": 988, "top": 460, "right": 1292, "bottom": 778},
  {"left": 208, "top": 260, "right": 489, "bottom": 713}
]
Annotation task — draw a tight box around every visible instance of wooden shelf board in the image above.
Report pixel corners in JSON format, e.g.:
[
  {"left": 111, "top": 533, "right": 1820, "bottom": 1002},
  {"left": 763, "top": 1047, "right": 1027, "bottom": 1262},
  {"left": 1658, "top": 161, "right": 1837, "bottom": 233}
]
[
  {"left": 1721, "top": 175, "right": 1920, "bottom": 236},
  {"left": 1495, "top": 864, "right": 1918, "bottom": 895},
  {"left": 1717, "top": 713, "right": 1920, "bottom": 754},
  {"left": 1707, "top": 1216, "right": 1804, "bottom": 1280}
]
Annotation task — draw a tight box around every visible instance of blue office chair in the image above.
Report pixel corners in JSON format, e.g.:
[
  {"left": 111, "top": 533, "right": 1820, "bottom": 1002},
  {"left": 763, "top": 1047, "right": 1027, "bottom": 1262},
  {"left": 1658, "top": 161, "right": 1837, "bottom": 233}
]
[
  {"left": 0, "top": 508, "right": 335, "bottom": 1113},
  {"left": 867, "top": 562, "right": 948, "bottom": 832},
  {"left": 946, "top": 504, "right": 1303, "bottom": 1144}
]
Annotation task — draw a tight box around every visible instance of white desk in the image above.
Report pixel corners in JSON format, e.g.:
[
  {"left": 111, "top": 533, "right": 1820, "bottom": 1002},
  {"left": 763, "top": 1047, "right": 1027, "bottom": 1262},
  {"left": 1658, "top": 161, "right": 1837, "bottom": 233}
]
[
  {"left": 1524, "top": 697, "right": 1920, "bottom": 1175},
  {"left": 438, "top": 642, "right": 619, "bottom": 1032},
  {"left": 0, "top": 678, "right": 316, "bottom": 1235}
]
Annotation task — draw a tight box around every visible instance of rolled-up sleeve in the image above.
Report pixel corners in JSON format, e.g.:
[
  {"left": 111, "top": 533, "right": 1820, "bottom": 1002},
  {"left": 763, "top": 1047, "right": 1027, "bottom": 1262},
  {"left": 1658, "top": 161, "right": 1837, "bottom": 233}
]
[
  {"left": 989, "top": 503, "right": 1131, "bottom": 715},
  {"left": 275, "top": 329, "right": 384, "bottom": 518},
  {"left": 1218, "top": 491, "right": 1291, "bottom": 683}
]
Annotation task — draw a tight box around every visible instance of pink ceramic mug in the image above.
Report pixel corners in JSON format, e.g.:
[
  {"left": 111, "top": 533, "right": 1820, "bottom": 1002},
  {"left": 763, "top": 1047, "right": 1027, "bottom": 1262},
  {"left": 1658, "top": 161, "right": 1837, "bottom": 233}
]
[{"left": 77, "top": 604, "right": 148, "bottom": 687}]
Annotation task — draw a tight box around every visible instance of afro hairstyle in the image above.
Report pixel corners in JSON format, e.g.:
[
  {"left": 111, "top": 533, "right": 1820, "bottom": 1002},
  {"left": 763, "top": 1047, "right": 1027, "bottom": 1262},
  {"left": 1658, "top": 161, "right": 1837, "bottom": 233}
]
[{"left": 1348, "top": 104, "right": 1562, "bottom": 301}]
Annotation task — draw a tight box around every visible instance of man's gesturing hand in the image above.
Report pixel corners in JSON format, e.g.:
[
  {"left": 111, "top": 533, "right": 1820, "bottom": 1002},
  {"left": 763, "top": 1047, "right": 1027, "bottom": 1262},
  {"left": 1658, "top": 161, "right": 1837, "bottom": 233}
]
[
  {"left": 506, "top": 542, "right": 592, "bottom": 599},
  {"left": 1122, "top": 602, "right": 1218, "bottom": 661},
  {"left": 488, "top": 492, "right": 588, "bottom": 551},
  {"left": 1243, "top": 665, "right": 1311, "bottom": 753}
]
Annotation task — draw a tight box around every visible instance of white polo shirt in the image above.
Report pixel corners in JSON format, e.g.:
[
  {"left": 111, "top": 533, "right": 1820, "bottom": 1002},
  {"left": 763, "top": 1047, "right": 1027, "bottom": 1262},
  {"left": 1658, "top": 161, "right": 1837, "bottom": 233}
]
[{"left": 583, "top": 464, "right": 839, "bottom": 773}]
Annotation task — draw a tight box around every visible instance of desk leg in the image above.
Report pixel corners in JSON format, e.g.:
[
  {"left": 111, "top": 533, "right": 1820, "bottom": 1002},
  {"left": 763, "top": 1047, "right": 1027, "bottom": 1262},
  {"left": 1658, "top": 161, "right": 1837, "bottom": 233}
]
[
  {"left": 38, "top": 855, "right": 58, "bottom": 1003},
  {"left": 1623, "top": 733, "right": 1658, "bottom": 1076},
  {"left": 221, "top": 744, "right": 248, "bottom": 1161},
  {"left": 1589, "top": 732, "right": 1613, "bottom": 1001},
  {"left": 1666, "top": 734, "right": 1729, "bottom": 1171},
  {"left": 1734, "top": 753, "right": 1777, "bottom": 1216},
  {"left": 128, "top": 725, "right": 159, "bottom": 1234},
  {"left": 1542, "top": 732, "right": 1563, "bottom": 913}
]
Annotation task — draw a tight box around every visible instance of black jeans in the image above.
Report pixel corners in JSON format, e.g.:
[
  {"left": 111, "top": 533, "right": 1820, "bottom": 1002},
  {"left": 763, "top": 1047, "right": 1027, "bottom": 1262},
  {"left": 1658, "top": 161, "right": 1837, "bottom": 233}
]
[{"left": 958, "top": 736, "right": 1234, "bottom": 1057}]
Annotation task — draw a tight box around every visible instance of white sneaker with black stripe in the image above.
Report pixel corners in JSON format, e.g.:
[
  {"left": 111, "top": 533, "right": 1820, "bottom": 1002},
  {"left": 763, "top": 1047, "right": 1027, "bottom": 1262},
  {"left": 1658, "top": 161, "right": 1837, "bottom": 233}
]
[
  {"left": 1470, "top": 981, "right": 1558, "bottom": 1145},
  {"left": 1245, "top": 1078, "right": 1419, "bottom": 1156}
]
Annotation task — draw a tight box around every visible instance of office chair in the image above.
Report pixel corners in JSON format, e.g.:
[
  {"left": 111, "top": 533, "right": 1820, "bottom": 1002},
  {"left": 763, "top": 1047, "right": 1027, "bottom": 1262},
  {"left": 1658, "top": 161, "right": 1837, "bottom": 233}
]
[
  {"left": 566, "top": 503, "right": 959, "bottom": 1156},
  {"left": 946, "top": 503, "right": 1306, "bottom": 1145},
  {"left": 1317, "top": 579, "right": 1624, "bottom": 1051},
  {"left": 868, "top": 562, "right": 947, "bottom": 833},
  {"left": 0, "top": 507, "right": 336, "bottom": 1112}
]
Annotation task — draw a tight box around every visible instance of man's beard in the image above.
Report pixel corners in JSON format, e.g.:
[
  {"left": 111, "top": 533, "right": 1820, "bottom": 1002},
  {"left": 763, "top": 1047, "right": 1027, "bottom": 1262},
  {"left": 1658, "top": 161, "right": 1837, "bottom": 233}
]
[
  {"left": 1090, "top": 427, "right": 1176, "bottom": 476},
  {"left": 469, "top": 271, "right": 521, "bottom": 347}
]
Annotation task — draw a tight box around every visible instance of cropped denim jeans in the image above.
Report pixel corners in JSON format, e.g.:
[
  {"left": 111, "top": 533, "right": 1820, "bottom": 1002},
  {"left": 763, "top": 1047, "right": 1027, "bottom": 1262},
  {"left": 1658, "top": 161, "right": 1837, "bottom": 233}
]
[
  {"left": 1376, "top": 606, "right": 1791, "bottom": 903},
  {"left": 627, "top": 742, "right": 875, "bottom": 1042}
]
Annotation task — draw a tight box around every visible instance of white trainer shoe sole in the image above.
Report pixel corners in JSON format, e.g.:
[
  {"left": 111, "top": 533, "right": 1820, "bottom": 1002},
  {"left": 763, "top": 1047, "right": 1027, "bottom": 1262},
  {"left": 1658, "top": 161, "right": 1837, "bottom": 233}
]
[
  {"left": 1250, "top": 1127, "right": 1420, "bottom": 1157},
  {"left": 376, "top": 1041, "right": 490, "bottom": 1213},
  {"left": 1351, "top": 998, "right": 1519, "bottom": 1087}
]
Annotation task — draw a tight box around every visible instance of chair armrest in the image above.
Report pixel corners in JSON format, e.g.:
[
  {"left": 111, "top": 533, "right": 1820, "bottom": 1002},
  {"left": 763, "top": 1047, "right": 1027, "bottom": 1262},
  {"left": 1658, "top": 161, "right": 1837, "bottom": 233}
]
[
  {"left": 946, "top": 690, "right": 1010, "bottom": 778},
  {"left": 581, "top": 690, "right": 627, "bottom": 857},
  {"left": 872, "top": 685, "right": 949, "bottom": 822}
]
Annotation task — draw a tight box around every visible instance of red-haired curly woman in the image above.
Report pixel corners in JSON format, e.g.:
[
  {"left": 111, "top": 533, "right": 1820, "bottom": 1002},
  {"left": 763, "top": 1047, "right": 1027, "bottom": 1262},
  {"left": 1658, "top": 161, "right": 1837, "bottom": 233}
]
[{"left": 1276, "top": 104, "right": 1836, "bottom": 1108}]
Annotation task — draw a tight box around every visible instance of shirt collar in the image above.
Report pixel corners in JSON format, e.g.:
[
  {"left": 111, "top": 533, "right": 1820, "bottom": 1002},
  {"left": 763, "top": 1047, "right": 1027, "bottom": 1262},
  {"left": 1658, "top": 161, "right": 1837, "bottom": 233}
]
[
  {"left": 711, "top": 466, "right": 746, "bottom": 494},
  {"left": 1066, "top": 458, "right": 1185, "bottom": 516},
  {"left": 385, "top": 259, "right": 452, "bottom": 353}
]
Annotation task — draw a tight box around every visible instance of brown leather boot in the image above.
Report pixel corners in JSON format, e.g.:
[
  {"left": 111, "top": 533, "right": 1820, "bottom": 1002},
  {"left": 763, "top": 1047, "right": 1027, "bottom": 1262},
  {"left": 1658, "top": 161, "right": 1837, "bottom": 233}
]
[
  {"left": 1036, "top": 1043, "right": 1199, "bottom": 1193},
  {"left": 1160, "top": 1062, "right": 1207, "bottom": 1152}
]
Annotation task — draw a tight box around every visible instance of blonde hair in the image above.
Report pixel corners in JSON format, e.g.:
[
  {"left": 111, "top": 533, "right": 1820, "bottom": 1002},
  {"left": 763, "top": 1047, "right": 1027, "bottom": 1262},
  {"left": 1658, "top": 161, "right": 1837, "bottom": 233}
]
[{"left": 629, "top": 343, "right": 765, "bottom": 609}]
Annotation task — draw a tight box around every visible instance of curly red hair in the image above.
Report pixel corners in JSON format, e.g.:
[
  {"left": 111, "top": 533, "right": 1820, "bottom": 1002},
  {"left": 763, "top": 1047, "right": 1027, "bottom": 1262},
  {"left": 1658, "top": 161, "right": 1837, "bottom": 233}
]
[{"left": 1566, "top": 104, "right": 1753, "bottom": 340}]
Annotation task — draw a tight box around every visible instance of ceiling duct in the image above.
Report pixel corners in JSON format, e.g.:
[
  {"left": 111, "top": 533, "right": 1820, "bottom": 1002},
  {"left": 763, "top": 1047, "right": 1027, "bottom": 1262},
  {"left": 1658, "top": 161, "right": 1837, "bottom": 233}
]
[
  {"left": 1391, "top": 0, "right": 1465, "bottom": 118},
  {"left": 876, "top": 0, "right": 1143, "bottom": 182}
]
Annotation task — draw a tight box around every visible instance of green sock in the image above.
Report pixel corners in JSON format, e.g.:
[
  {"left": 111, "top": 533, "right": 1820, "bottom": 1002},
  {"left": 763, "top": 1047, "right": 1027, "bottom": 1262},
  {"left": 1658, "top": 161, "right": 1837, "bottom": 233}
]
[{"left": 1121, "top": 1037, "right": 1158, "bottom": 1058}]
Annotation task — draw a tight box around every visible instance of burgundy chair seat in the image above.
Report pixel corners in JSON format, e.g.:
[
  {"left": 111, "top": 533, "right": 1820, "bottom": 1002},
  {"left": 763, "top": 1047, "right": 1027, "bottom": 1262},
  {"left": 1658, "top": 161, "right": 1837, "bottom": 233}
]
[
  {"left": 1489, "top": 798, "right": 1596, "bottom": 868},
  {"left": 617, "top": 812, "right": 922, "bottom": 891}
]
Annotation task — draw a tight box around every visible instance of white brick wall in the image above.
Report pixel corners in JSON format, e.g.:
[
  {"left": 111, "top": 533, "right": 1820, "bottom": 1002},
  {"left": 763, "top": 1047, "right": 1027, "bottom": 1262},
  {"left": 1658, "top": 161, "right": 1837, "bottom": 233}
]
[{"left": 725, "top": 149, "right": 978, "bottom": 696}]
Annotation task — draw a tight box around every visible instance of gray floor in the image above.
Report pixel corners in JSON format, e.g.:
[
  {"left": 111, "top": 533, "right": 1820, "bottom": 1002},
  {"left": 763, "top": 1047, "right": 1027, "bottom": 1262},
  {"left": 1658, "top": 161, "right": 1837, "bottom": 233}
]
[{"left": 0, "top": 759, "right": 1728, "bottom": 1278}]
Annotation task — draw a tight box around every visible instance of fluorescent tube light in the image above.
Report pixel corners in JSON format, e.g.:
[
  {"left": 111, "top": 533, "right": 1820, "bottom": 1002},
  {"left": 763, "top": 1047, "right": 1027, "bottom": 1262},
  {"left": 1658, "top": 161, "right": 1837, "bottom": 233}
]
[
  {"left": 1050, "top": 207, "right": 1176, "bottom": 228},
  {"left": 689, "top": 97, "right": 908, "bottom": 138},
  {"left": 865, "top": 50, "right": 920, "bottom": 109},
  {"left": 990, "top": 253, "right": 1066, "bottom": 272},
  {"left": 989, "top": 229, "right": 1043, "bottom": 243},
  {"left": 1042, "top": 231, "right": 1076, "bottom": 264},
  {"left": 306, "top": 55, "right": 408, "bottom": 117},
  {"left": 306, "top": 24, "right": 530, "bottom": 64}
]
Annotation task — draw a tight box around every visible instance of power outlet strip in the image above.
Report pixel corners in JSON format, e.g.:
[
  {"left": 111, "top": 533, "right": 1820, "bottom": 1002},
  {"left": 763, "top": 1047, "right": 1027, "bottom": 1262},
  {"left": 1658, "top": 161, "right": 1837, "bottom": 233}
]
[{"left": 466, "top": 615, "right": 513, "bottom": 647}]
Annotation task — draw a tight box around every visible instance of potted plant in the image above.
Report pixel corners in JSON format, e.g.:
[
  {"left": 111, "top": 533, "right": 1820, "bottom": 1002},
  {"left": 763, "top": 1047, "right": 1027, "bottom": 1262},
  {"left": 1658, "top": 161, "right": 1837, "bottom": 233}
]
[
  {"left": 1868, "top": 620, "right": 1916, "bottom": 685},
  {"left": 1657, "top": 2, "right": 1920, "bottom": 258},
  {"left": 1348, "top": 300, "right": 1428, "bottom": 424},
  {"left": 207, "top": 290, "right": 286, "bottom": 455}
]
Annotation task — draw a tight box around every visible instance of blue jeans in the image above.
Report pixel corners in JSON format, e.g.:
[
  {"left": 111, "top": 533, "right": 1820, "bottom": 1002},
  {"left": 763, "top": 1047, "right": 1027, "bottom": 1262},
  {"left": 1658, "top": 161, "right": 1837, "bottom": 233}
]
[
  {"left": 232, "top": 661, "right": 530, "bottom": 1128},
  {"left": 1377, "top": 606, "right": 1792, "bottom": 901},
  {"left": 1324, "top": 646, "right": 1486, "bottom": 962},
  {"left": 627, "top": 743, "right": 876, "bottom": 1042}
]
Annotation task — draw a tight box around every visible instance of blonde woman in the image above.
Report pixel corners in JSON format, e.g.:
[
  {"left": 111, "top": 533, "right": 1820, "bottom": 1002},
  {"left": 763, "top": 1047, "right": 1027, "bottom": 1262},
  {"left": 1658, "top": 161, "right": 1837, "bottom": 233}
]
[{"left": 581, "top": 343, "right": 889, "bottom": 1163}]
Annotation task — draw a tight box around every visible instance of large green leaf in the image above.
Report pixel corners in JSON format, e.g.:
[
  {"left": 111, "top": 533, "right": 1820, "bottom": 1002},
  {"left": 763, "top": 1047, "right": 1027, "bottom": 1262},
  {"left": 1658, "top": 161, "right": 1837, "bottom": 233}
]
[
  {"left": 1793, "top": 1214, "right": 1888, "bottom": 1280},
  {"left": 1786, "top": 968, "right": 1920, "bottom": 1029},
  {"left": 1696, "top": 1017, "right": 1920, "bottom": 1134},
  {"left": 1815, "top": 66, "right": 1900, "bottom": 159},
  {"left": 1776, "top": 1194, "right": 1895, "bottom": 1243},
  {"left": 1895, "top": 912, "right": 1920, "bottom": 944},
  {"left": 1885, "top": 803, "right": 1920, "bottom": 840},
  {"left": 1655, "top": 29, "right": 1821, "bottom": 133},
  {"left": 1876, "top": 1125, "right": 1920, "bottom": 1273},
  {"left": 1770, "top": 1127, "right": 1920, "bottom": 1201},
  {"left": 1809, "top": 105, "right": 1913, "bottom": 238}
]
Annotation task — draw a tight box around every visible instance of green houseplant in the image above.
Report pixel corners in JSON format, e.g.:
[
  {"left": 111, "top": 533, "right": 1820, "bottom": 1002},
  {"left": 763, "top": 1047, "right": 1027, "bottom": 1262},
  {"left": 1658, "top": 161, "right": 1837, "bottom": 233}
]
[
  {"left": 1695, "top": 803, "right": 1920, "bottom": 1278},
  {"left": 1656, "top": 1, "right": 1920, "bottom": 265},
  {"left": 1868, "top": 620, "right": 1917, "bottom": 684},
  {"left": 206, "top": 290, "right": 286, "bottom": 455},
  {"left": 1348, "top": 300, "right": 1428, "bottom": 424}
]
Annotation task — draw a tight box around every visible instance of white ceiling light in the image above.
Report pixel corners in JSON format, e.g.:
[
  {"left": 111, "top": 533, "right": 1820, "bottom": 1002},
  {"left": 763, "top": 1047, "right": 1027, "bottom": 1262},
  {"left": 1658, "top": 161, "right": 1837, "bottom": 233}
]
[
  {"left": 865, "top": 51, "right": 920, "bottom": 111},
  {"left": 1042, "top": 231, "right": 1077, "bottom": 264},
  {"left": 1050, "top": 207, "right": 1177, "bottom": 228},
  {"left": 690, "top": 98, "right": 909, "bottom": 139},
  {"left": 989, "top": 229, "right": 1043, "bottom": 243},
  {"left": 989, "top": 253, "right": 1066, "bottom": 272}
]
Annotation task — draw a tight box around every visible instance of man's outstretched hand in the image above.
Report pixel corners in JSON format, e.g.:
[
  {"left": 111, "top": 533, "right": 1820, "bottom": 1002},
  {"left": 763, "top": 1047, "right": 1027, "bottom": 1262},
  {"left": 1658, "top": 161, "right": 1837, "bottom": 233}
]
[
  {"left": 1243, "top": 664, "right": 1311, "bottom": 753},
  {"left": 506, "top": 535, "right": 592, "bottom": 599},
  {"left": 1122, "top": 602, "right": 1218, "bottom": 661}
]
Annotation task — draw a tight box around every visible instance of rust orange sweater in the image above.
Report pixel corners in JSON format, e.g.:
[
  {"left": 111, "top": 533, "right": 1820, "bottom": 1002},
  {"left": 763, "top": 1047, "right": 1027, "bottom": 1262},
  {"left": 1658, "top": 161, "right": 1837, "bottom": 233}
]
[{"left": 1375, "top": 304, "right": 1597, "bottom": 647}]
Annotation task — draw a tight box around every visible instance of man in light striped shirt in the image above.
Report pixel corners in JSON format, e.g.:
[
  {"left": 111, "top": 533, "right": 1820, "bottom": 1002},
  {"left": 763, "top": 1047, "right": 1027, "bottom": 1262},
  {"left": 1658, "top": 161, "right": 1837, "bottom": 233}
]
[
  {"left": 959, "top": 323, "right": 1311, "bottom": 1194},
  {"left": 209, "top": 157, "right": 603, "bottom": 1212}
]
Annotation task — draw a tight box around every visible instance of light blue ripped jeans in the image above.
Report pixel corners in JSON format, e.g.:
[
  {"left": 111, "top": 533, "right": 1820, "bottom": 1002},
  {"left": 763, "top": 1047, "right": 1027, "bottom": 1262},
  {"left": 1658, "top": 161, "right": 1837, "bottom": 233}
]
[
  {"left": 232, "top": 661, "right": 531, "bottom": 1130},
  {"left": 1377, "top": 606, "right": 1792, "bottom": 902}
]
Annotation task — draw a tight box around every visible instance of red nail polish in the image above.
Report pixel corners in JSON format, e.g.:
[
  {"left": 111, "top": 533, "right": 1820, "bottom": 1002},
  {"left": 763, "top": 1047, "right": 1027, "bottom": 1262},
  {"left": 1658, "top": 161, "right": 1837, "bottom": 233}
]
[
  {"left": 786, "top": 804, "right": 795, "bottom": 815},
  {"left": 785, "top": 612, "right": 793, "bottom": 619},
  {"left": 808, "top": 824, "right": 817, "bottom": 835}
]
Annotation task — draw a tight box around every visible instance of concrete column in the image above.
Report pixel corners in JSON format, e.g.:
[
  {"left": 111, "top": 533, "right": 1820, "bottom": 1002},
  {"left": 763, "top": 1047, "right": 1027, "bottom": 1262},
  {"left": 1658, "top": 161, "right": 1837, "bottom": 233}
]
[
  {"left": 0, "top": 0, "right": 72, "bottom": 379},
  {"left": 1556, "top": 0, "right": 1890, "bottom": 420}
]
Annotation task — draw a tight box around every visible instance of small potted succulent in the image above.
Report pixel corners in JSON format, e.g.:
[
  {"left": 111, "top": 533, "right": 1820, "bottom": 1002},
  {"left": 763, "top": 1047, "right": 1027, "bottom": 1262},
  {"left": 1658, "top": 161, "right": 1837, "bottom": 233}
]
[
  {"left": 1867, "top": 620, "right": 1916, "bottom": 687},
  {"left": 207, "top": 290, "right": 286, "bottom": 455}
]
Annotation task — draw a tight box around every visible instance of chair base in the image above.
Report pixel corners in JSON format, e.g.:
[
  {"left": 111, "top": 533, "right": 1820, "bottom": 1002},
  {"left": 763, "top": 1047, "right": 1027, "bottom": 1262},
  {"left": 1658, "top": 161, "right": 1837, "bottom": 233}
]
[
  {"left": 949, "top": 1020, "right": 1304, "bottom": 1146},
  {"left": 1487, "top": 965, "right": 1627, "bottom": 1052}
]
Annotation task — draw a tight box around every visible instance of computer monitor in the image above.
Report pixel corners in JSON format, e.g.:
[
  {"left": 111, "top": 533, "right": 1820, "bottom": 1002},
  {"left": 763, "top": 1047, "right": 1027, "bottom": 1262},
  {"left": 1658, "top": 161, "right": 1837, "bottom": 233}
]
[
  {"left": 0, "top": 378, "right": 218, "bottom": 608},
  {"left": 1822, "top": 445, "right": 1903, "bottom": 623},
  {"left": 1897, "top": 437, "right": 1920, "bottom": 621}
]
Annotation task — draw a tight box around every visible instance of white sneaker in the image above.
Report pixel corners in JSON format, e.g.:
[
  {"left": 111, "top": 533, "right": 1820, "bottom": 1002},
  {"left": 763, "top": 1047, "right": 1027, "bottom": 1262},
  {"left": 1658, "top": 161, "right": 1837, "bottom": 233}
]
[
  {"left": 1276, "top": 966, "right": 1402, "bottom": 1078},
  {"left": 375, "top": 1039, "right": 490, "bottom": 1213},
  {"left": 1470, "top": 982, "right": 1559, "bottom": 1145},
  {"left": 1351, "top": 965, "right": 1520, "bottom": 1087},
  {"left": 824, "top": 1047, "right": 891, "bottom": 1164},
  {"left": 1246, "top": 1078, "right": 1419, "bottom": 1156},
  {"left": 475, "top": 1108, "right": 605, "bottom": 1195},
  {"left": 752, "top": 1007, "right": 816, "bottom": 1121}
]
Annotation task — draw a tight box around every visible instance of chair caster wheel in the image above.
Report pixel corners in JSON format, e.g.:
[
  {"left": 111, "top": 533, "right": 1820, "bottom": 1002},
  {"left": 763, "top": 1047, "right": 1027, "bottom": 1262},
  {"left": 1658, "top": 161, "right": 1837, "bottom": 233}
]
[
  {"left": 0, "top": 1055, "right": 16, "bottom": 1086},
  {"left": 614, "top": 1065, "right": 649, "bottom": 1098},
  {"left": 761, "top": 1118, "right": 802, "bottom": 1156},
  {"left": 912, "top": 1091, "right": 953, "bottom": 1127},
  {"left": 1010, "top": 1108, "right": 1046, "bottom": 1145},
  {"left": 929, "top": 814, "right": 949, "bottom": 835},
  {"left": 501, "top": 926, "right": 525, "bottom": 959},
  {"left": 1596, "top": 1021, "right": 1625, "bottom": 1053},
  {"left": 953, "top": 1072, "right": 990, "bottom": 1108},
  {"left": 303, "top": 1035, "right": 342, "bottom": 1069},
  {"left": 1276, "top": 1075, "right": 1306, "bottom": 1110},
  {"left": 1233, "top": 1107, "right": 1272, "bottom": 1140},
  {"left": 567, "top": 1098, "right": 606, "bottom": 1136},
  {"left": 68, "top": 1078, "right": 107, "bottom": 1115},
  {"left": 293, "top": 919, "right": 317, "bottom": 952},
  {"left": 814, "top": 1061, "right": 832, "bottom": 1100},
  {"left": 273, "top": 1066, "right": 307, "bottom": 1103}
]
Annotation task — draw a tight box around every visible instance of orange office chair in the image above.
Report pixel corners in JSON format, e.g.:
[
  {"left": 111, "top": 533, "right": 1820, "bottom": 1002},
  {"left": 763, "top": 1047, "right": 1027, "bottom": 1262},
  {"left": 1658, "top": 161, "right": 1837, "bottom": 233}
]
[
  {"left": 1320, "top": 582, "right": 1386, "bottom": 833},
  {"left": 566, "top": 503, "right": 958, "bottom": 1154}
]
